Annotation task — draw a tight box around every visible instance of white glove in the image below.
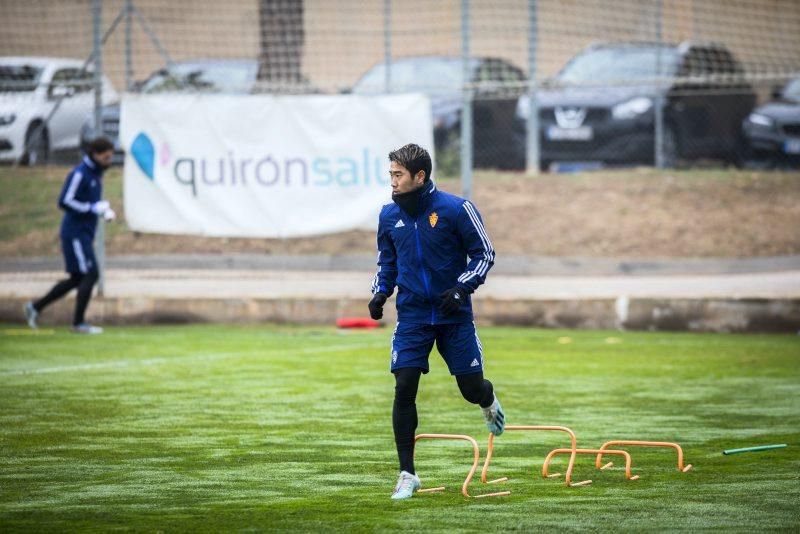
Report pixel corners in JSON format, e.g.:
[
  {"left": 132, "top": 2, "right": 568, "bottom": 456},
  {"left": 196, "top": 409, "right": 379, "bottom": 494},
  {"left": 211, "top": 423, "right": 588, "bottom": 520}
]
[
  {"left": 91, "top": 200, "right": 110, "bottom": 214},
  {"left": 103, "top": 208, "right": 116, "bottom": 222}
]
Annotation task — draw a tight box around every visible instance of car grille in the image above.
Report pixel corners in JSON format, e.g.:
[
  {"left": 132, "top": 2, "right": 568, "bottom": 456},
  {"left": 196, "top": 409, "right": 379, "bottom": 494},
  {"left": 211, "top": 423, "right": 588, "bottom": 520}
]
[
  {"left": 102, "top": 118, "right": 119, "bottom": 136},
  {"left": 539, "top": 107, "right": 609, "bottom": 125},
  {"left": 782, "top": 123, "right": 800, "bottom": 136}
]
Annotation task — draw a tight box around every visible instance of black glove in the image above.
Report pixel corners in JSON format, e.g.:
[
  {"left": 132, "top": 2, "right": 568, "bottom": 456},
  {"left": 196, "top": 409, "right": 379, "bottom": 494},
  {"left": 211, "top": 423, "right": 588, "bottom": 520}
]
[
  {"left": 368, "top": 292, "right": 388, "bottom": 320},
  {"left": 438, "top": 286, "right": 466, "bottom": 316}
]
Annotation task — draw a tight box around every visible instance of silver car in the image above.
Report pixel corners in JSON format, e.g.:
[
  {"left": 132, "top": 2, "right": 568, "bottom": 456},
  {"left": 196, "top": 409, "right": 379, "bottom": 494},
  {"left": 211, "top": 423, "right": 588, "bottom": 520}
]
[{"left": 0, "top": 56, "right": 117, "bottom": 165}]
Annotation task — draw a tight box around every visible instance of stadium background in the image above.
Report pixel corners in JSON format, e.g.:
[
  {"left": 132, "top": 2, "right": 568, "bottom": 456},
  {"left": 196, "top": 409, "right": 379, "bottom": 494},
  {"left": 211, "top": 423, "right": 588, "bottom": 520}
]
[
  {"left": 1, "top": 0, "right": 799, "bottom": 331},
  {"left": 3, "top": 0, "right": 800, "bottom": 174},
  {"left": 3, "top": 0, "right": 800, "bottom": 94},
  {"left": 1, "top": 2, "right": 799, "bottom": 531}
]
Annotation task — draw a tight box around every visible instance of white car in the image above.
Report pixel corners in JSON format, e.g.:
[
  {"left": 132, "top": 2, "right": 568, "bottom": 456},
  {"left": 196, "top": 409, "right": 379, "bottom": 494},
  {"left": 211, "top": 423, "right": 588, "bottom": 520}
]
[{"left": 0, "top": 57, "right": 118, "bottom": 165}]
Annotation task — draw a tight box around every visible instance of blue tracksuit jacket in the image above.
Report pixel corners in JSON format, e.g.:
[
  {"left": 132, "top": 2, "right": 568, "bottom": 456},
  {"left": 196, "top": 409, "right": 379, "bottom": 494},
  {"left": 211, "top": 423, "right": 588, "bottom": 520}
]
[
  {"left": 58, "top": 155, "right": 104, "bottom": 240},
  {"left": 371, "top": 180, "right": 495, "bottom": 325}
]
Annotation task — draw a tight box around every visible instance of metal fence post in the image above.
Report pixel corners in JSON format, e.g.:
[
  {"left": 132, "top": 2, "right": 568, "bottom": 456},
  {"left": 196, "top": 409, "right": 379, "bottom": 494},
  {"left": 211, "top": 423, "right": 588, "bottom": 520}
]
[
  {"left": 526, "top": 0, "right": 540, "bottom": 175},
  {"left": 92, "top": 0, "right": 106, "bottom": 296},
  {"left": 125, "top": 0, "right": 133, "bottom": 90},
  {"left": 654, "top": 0, "right": 665, "bottom": 169},
  {"left": 460, "top": 0, "right": 473, "bottom": 200},
  {"left": 384, "top": 0, "right": 391, "bottom": 93}
]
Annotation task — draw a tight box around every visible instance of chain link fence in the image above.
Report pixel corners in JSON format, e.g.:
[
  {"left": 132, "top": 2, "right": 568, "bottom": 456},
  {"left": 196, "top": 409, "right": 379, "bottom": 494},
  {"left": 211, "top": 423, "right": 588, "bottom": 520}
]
[{"left": 1, "top": 0, "right": 799, "bottom": 177}]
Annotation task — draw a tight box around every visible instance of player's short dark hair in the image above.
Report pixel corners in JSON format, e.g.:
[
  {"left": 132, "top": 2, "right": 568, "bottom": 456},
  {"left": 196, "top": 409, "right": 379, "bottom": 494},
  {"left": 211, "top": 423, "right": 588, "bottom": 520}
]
[
  {"left": 87, "top": 137, "right": 114, "bottom": 155},
  {"left": 389, "top": 143, "right": 432, "bottom": 182}
]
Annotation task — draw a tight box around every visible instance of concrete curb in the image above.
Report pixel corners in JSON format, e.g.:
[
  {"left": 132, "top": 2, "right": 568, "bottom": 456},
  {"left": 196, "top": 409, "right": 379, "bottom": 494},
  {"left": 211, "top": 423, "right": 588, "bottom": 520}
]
[
  {"left": 3, "top": 296, "right": 799, "bottom": 333},
  {"left": 5, "top": 264, "right": 798, "bottom": 333},
  {"left": 3, "top": 254, "right": 800, "bottom": 276}
]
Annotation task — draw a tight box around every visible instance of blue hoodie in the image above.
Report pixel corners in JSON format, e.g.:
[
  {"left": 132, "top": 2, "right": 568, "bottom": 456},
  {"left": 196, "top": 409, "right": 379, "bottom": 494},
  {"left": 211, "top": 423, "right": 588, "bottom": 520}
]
[{"left": 58, "top": 155, "right": 104, "bottom": 239}]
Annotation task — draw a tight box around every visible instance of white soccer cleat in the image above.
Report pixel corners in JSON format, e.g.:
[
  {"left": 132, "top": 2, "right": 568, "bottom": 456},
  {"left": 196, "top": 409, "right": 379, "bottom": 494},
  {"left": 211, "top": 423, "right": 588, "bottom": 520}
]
[
  {"left": 482, "top": 395, "right": 505, "bottom": 436},
  {"left": 71, "top": 323, "right": 103, "bottom": 335},
  {"left": 391, "top": 470, "right": 421, "bottom": 500},
  {"left": 24, "top": 301, "right": 38, "bottom": 329}
]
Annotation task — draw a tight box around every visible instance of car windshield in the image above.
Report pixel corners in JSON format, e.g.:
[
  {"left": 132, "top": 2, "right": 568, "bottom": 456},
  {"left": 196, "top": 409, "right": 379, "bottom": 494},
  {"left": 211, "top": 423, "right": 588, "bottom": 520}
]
[
  {"left": 782, "top": 79, "right": 800, "bottom": 102},
  {"left": 140, "top": 61, "right": 257, "bottom": 93},
  {"left": 0, "top": 64, "right": 43, "bottom": 92},
  {"left": 557, "top": 46, "right": 679, "bottom": 83},
  {"left": 353, "top": 58, "right": 478, "bottom": 95}
]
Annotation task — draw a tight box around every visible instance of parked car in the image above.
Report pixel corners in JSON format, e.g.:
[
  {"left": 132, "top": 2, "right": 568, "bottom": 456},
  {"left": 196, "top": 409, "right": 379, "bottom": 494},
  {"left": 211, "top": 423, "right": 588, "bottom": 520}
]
[
  {"left": 515, "top": 42, "right": 756, "bottom": 169},
  {"left": 351, "top": 56, "right": 526, "bottom": 172},
  {"left": 0, "top": 56, "right": 117, "bottom": 164},
  {"left": 742, "top": 77, "right": 800, "bottom": 168},
  {"left": 80, "top": 58, "right": 261, "bottom": 163}
]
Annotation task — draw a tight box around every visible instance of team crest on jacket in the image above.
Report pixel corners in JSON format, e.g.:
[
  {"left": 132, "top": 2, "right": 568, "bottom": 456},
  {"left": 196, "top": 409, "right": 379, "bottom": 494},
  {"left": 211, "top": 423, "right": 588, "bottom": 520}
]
[{"left": 429, "top": 212, "right": 438, "bottom": 228}]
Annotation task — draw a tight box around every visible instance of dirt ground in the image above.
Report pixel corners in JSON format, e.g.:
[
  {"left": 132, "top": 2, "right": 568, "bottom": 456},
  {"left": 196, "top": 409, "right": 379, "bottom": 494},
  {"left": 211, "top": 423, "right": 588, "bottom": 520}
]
[
  {"left": 105, "top": 168, "right": 800, "bottom": 259},
  {"left": 4, "top": 167, "right": 800, "bottom": 259}
]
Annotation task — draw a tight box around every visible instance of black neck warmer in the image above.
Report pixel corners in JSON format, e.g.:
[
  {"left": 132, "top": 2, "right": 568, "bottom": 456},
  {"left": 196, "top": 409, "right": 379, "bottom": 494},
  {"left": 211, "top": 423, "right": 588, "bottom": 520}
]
[
  {"left": 392, "top": 183, "right": 427, "bottom": 218},
  {"left": 87, "top": 154, "right": 106, "bottom": 174}
]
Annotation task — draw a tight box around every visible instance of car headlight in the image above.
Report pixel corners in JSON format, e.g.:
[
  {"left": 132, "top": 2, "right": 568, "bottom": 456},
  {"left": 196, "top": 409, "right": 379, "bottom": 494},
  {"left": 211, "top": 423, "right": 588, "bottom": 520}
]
[
  {"left": 0, "top": 113, "right": 16, "bottom": 126},
  {"left": 515, "top": 95, "right": 530, "bottom": 121},
  {"left": 747, "top": 112, "right": 774, "bottom": 128},
  {"left": 611, "top": 97, "right": 653, "bottom": 120}
]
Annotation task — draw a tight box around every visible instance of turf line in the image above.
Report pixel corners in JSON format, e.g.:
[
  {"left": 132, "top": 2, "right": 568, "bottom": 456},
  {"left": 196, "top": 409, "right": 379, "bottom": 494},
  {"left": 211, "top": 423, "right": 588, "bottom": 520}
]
[{"left": 0, "top": 341, "right": 386, "bottom": 377}]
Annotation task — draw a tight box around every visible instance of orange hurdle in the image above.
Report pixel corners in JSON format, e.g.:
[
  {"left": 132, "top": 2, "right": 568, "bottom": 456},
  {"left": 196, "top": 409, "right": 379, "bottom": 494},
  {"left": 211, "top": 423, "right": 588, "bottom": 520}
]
[
  {"left": 543, "top": 448, "right": 640, "bottom": 482},
  {"left": 594, "top": 440, "right": 692, "bottom": 472},
  {"left": 480, "top": 425, "right": 591, "bottom": 487},
  {"left": 414, "top": 433, "right": 510, "bottom": 498}
]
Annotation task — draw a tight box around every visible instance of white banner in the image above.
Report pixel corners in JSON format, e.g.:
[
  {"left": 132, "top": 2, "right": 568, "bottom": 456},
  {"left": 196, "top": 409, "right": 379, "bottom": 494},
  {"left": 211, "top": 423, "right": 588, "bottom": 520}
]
[{"left": 120, "top": 93, "right": 433, "bottom": 237}]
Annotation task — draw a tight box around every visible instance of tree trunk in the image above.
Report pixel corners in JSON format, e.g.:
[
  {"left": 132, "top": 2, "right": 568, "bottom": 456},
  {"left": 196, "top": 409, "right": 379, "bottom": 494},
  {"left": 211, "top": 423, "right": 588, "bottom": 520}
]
[{"left": 257, "top": 0, "right": 304, "bottom": 90}]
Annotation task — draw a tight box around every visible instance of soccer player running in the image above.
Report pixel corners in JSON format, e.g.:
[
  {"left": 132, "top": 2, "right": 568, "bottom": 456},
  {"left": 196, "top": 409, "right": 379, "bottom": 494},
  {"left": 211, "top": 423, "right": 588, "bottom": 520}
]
[
  {"left": 369, "top": 143, "right": 505, "bottom": 500},
  {"left": 24, "top": 137, "right": 116, "bottom": 334}
]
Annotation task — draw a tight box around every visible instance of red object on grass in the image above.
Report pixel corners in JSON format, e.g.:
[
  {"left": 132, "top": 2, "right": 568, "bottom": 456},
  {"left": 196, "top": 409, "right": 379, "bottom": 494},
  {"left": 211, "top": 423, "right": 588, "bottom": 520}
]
[{"left": 336, "top": 317, "right": 383, "bottom": 329}]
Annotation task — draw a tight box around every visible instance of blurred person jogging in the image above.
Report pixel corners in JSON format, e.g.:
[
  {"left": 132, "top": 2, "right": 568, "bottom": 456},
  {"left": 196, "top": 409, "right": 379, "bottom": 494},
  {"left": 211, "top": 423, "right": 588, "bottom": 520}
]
[
  {"left": 24, "top": 137, "right": 116, "bottom": 334},
  {"left": 369, "top": 143, "right": 505, "bottom": 500}
]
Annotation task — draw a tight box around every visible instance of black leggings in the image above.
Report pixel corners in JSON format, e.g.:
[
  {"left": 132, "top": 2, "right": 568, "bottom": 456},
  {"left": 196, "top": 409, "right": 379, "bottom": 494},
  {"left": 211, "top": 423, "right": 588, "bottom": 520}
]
[
  {"left": 392, "top": 367, "right": 494, "bottom": 474},
  {"left": 33, "top": 270, "right": 99, "bottom": 326}
]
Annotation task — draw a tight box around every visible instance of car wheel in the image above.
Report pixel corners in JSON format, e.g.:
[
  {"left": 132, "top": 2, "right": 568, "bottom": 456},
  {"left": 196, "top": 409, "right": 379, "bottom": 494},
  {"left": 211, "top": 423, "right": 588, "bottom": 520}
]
[
  {"left": 729, "top": 134, "right": 750, "bottom": 169},
  {"left": 22, "top": 123, "right": 49, "bottom": 166}
]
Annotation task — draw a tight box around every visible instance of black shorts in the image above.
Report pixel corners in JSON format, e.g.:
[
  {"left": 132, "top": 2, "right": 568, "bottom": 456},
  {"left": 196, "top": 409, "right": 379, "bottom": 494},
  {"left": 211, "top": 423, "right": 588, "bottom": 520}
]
[{"left": 62, "top": 235, "right": 96, "bottom": 274}]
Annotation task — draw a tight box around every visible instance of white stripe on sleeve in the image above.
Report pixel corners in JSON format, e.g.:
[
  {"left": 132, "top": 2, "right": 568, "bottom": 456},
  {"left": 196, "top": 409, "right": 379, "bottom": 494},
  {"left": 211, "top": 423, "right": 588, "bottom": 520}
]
[
  {"left": 463, "top": 202, "right": 495, "bottom": 261},
  {"left": 371, "top": 250, "right": 381, "bottom": 293},
  {"left": 458, "top": 201, "right": 495, "bottom": 284},
  {"left": 63, "top": 171, "right": 91, "bottom": 213}
]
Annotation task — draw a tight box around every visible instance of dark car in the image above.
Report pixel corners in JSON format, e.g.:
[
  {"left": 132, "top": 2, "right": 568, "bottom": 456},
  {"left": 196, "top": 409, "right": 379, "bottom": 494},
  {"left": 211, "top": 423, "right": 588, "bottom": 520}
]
[
  {"left": 352, "top": 56, "right": 526, "bottom": 172},
  {"left": 80, "top": 59, "right": 260, "bottom": 163},
  {"left": 516, "top": 42, "right": 756, "bottom": 170},
  {"left": 742, "top": 78, "right": 800, "bottom": 168}
]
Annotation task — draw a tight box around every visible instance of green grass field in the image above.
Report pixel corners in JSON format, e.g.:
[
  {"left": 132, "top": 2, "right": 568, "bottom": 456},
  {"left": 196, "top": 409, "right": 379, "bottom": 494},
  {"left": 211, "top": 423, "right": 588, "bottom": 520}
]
[{"left": 1, "top": 325, "right": 798, "bottom": 531}]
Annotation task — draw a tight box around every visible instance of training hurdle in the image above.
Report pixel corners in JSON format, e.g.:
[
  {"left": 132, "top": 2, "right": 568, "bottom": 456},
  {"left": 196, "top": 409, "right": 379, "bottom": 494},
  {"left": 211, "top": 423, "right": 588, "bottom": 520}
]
[
  {"left": 480, "top": 425, "right": 591, "bottom": 487},
  {"left": 594, "top": 440, "right": 692, "bottom": 472},
  {"left": 414, "top": 434, "right": 510, "bottom": 498},
  {"left": 544, "top": 448, "right": 640, "bottom": 482}
]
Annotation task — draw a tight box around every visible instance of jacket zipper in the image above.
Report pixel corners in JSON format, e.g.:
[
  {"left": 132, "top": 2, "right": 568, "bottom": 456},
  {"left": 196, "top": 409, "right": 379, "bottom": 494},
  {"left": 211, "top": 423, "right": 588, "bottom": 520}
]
[{"left": 414, "top": 220, "right": 435, "bottom": 324}]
